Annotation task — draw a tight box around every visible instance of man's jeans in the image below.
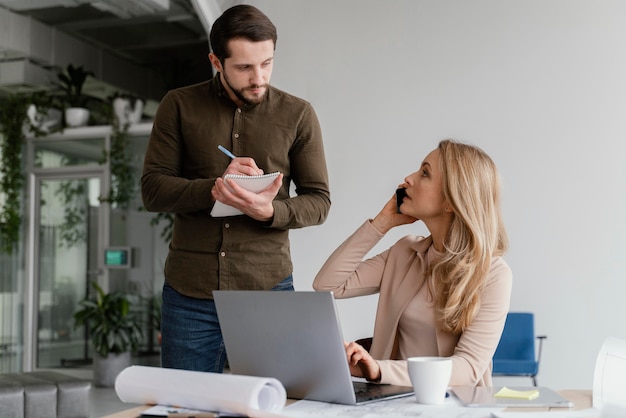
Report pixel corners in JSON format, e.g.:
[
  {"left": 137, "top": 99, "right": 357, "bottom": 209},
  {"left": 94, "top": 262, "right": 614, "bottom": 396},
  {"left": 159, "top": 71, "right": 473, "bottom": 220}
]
[{"left": 160, "top": 275, "right": 294, "bottom": 372}]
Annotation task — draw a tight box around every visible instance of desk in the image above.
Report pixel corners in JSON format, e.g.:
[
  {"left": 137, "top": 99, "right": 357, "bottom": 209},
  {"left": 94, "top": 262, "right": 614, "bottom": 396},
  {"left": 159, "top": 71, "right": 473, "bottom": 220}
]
[
  {"left": 102, "top": 390, "right": 592, "bottom": 418},
  {"left": 507, "top": 390, "right": 592, "bottom": 412}
]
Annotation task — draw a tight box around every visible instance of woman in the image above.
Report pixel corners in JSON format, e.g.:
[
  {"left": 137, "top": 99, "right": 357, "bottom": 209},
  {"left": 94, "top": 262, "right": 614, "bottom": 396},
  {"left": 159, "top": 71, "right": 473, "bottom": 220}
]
[{"left": 313, "top": 139, "right": 511, "bottom": 387}]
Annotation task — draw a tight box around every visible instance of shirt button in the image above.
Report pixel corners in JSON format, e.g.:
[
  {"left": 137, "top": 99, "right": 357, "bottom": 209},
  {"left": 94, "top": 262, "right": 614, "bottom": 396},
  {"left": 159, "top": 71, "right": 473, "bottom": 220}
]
[
  {"left": 220, "top": 252, "right": 226, "bottom": 257},
  {"left": 237, "top": 108, "right": 242, "bottom": 113},
  {"left": 224, "top": 223, "right": 230, "bottom": 228},
  {"left": 234, "top": 133, "right": 239, "bottom": 139}
]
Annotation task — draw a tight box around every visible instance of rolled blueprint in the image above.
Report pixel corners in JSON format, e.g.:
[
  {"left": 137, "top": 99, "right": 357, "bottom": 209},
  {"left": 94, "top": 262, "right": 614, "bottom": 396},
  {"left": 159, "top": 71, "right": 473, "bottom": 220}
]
[{"left": 115, "top": 365, "right": 286, "bottom": 416}]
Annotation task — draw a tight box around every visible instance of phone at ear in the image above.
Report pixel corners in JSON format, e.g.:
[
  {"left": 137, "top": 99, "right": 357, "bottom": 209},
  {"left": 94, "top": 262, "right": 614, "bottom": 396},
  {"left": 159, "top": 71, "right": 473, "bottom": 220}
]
[{"left": 395, "top": 188, "right": 407, "bottom": 213}]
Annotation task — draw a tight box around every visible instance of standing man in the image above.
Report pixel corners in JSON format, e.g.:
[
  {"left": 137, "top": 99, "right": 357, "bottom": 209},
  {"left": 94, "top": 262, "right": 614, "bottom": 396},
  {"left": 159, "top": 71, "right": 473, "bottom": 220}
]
[{"left": 141, "top": 4, "right": 331, "bottom": 373}]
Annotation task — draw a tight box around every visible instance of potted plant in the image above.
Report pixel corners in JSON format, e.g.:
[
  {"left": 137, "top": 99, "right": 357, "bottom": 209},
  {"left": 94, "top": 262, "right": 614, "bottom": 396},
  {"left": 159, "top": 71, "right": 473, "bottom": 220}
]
[
  {"left": 55, "top": 64, "right": 95, "bottom": 127},
  {"left": 110, "top": 92, "right": 144, "bottom": 127},
  {"left": 26, "top": 92, "right": 63, "bottom": 133},
  {"left": 73, "top": 281, "right": 142, "bottom": 387}
]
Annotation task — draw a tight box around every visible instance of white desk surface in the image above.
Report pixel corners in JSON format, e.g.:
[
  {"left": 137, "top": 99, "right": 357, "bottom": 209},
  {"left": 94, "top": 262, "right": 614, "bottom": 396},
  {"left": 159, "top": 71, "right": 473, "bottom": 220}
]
[{"left": 103, "top": 389, "right": 593, "bottom": 418}]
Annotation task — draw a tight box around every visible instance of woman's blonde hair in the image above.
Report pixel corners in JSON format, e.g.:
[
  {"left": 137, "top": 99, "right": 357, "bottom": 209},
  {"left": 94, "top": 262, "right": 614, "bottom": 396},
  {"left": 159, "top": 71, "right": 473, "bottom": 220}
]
[{"left": 430, "top": 139, "right": 508, "bottom": 334}]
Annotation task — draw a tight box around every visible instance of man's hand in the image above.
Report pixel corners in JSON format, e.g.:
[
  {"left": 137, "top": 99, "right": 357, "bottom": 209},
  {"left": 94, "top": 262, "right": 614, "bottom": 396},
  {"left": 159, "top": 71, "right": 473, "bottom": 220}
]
[
  {"left": 223, "top": 157, "right": 264, "bottom": 176},
  {"left": 212, "top": 168, "right": 283, "bottom": 222}
]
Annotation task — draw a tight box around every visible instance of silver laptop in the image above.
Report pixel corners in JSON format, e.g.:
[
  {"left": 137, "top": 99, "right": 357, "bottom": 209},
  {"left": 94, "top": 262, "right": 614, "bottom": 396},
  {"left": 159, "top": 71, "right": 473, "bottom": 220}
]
[{"left": 213, "top": 290, "right": 414, "bottom": 405}]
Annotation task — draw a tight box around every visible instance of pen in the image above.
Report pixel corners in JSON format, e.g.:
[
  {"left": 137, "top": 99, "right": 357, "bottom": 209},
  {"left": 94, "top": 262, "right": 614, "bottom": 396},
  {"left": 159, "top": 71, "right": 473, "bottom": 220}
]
[{"left": 218, "top": 145, "right": 236, "bottom": 159}]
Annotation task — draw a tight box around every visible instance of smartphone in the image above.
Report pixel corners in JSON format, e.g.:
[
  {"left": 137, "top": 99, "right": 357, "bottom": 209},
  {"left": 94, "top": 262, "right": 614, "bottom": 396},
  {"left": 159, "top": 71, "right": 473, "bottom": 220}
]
[{"left": 395, "top": 187, "right": 407, "bottom": 213}]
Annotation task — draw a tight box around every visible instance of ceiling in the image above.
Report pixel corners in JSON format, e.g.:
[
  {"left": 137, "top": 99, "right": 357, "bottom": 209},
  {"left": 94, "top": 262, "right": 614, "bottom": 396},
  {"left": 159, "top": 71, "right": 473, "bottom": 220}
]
[{"left": 0, "top": 0, "right": 222, "bottom": 102}]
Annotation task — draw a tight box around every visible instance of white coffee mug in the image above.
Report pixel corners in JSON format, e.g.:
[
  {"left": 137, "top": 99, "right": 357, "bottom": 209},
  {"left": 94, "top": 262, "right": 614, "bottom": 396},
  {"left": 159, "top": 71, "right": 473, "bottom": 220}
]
[{"left": 407, "top": 356, "right": 452, "bottom": 404}]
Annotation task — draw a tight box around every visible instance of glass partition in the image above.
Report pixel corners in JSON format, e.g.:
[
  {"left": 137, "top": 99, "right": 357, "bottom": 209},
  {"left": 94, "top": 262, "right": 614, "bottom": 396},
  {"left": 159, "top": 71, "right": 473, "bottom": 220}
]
[
  {"left": 36, "top": 175, "right": 102, "bottom": 368},
  {"left": 0, "top": 123, "right": 167, "bottom": 373},
  {"left": 33, "top": 137, "right": 105, "bottom": 168}
]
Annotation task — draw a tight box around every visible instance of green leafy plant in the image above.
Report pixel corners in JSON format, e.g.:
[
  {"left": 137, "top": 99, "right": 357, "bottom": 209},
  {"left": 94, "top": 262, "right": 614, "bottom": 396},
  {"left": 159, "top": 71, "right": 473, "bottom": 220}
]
[
  {"left": 73, "top": 282, "right": 143, "bottom": 357},
  {"left": 0, "top": 92, "right": 58, "bottom": 253},
  {"left": 55, "top": 178, "right": 88, "bottom": 248},
  {"left": 0, "top": 96, "right": 26, "bottom": 253},
  {"left": 101, "top": 115, "right": 136, "bottom": 209},
  {"left": 55, "top": 64, "right": 95, "bottom": 108}
]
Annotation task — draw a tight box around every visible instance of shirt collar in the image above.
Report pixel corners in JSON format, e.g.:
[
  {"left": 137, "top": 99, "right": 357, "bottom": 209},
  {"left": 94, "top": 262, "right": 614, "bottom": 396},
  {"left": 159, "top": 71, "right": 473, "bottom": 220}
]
[{"left": 412, "top": 235, "right": 434, "bottom": 256}]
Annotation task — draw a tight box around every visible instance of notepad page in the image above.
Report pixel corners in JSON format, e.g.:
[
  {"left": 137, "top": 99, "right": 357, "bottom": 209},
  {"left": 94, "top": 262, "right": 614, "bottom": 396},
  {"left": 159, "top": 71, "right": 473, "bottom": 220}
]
[
  {"left": 494, "top": 387, "right": 539, "bottom": 400},
  {"left": 223, "top": 172, "right": 280, "bottom": 193},
  {"left": 210, "top": 172, "right": 280, "bottom": 217}
]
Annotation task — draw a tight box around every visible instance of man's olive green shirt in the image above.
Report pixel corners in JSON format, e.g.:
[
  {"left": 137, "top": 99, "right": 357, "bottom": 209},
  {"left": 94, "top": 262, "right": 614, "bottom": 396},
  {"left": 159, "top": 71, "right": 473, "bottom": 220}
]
[{"left": 141, "top": 76, "right": 331, "bottom": 299}]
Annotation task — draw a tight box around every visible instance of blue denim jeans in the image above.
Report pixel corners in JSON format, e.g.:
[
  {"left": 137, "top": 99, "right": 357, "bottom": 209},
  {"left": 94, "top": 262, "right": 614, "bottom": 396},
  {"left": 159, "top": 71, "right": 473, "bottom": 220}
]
[{"left": 160, "top": 275, "right": 294, "bottom": 372}]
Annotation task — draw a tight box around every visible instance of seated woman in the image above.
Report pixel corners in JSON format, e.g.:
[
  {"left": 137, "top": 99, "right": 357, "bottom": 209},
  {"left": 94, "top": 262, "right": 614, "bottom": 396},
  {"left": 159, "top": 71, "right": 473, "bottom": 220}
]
[{"left": 313, "top": 139, "right": 511, "bottom": 387}]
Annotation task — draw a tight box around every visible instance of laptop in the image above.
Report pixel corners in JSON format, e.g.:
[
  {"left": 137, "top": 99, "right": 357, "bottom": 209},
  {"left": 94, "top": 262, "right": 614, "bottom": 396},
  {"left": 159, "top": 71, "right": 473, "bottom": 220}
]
[
  {"left": 213, "top": 290, "right": 414, "bottom": 405},
  {"left": 451, "top": 386, "right": 574, "bottom": 408}
]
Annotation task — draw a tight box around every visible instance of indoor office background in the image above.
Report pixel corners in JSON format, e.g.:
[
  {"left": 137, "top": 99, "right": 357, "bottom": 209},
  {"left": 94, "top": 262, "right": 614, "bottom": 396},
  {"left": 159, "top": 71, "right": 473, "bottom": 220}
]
[
  {"left": 260, "top": 0, "right": 626, "bottom": 391},
  {"left": 1, "top": 0, "right": 625, "bottom": 394}
]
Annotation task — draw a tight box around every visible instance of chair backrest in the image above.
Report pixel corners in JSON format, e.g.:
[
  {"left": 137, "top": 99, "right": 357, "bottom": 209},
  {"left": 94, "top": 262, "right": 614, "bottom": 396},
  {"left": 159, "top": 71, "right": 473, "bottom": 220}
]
[{"left": 493, "top": 312, "right": 536, "bottom": 361}]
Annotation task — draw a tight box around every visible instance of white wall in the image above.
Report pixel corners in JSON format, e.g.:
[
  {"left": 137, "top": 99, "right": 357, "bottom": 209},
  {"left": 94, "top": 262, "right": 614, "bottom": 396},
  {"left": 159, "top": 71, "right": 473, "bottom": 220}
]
[{"left": 250, "top": 0, "right": 626, "bottom": 390}]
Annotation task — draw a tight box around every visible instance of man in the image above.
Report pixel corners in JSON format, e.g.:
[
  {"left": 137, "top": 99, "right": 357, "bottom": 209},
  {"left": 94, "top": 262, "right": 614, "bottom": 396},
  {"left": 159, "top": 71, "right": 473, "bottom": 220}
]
[{"left": 141, "top": 4, "right": 331, "bottom": 373}]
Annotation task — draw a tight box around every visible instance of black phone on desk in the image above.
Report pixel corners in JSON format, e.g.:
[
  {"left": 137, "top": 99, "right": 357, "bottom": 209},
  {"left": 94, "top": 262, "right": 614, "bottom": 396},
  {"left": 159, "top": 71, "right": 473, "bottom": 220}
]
[{"left": 395, "top": 188, "right": 406, "bottom": 213}]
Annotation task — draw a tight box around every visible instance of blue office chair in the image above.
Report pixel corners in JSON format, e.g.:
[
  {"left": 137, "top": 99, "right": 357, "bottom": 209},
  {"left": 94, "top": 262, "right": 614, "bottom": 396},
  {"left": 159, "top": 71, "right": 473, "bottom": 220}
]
[{"left": 492, "top": 312, "right": 547, "bottom": 386}]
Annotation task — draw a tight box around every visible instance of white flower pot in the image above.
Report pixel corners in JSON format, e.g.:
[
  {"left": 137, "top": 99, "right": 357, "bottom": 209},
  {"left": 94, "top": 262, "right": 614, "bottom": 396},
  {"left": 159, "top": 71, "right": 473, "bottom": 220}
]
[
  {"left": 93, "top": 351, "right": 131, "bottom": 387},
  {"left": 65, "top": 107, "right": 90, "bottom": 127},
  {"left": 27, "top": 104, "right": 62, "bottom": 131},
  {"left": 113, "top": 97, "right": 144, "bottom": 126}
]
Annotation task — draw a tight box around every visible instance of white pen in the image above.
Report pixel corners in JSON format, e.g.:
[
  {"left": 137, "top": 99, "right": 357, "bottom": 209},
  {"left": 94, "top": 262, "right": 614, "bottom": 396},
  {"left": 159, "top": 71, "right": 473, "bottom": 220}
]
[{"left": 218, "top": 145, "right": 236, "bottom": 159}]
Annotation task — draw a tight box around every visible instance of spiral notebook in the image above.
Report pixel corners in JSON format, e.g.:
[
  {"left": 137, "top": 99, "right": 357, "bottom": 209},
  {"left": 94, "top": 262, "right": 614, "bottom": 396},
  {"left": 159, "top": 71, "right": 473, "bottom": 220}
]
[{"left": 210, "top": 172, "right": 280, "bottom": 217}]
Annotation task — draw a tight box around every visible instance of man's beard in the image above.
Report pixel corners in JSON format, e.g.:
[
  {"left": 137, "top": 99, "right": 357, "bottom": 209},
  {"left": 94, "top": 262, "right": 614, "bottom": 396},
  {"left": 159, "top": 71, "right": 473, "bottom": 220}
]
[{"left": 222, "top": 72, "right": 268, "bottom": 105}]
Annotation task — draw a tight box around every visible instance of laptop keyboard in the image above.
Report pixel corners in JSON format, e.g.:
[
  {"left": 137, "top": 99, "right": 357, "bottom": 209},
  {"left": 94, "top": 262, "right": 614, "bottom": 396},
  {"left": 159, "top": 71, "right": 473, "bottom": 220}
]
[{"left": 353, "top": 381, "right": 413, "bottom": 403}]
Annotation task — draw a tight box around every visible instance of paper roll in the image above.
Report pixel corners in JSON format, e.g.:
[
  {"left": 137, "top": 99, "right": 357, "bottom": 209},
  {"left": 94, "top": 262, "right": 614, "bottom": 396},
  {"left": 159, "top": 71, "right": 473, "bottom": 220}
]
[
  {"left": 593, "top": 336, "right": 626, "bottom": 411},
  {"left": 115, "top": 365, "right": 286, "bottom": 416}
]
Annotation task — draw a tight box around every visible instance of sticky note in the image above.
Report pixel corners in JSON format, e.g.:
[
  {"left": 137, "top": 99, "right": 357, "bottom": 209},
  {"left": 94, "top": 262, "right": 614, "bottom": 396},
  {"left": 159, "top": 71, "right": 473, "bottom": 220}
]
[{"left": 494, "top": 386, "right": 540, "bottom": 400}]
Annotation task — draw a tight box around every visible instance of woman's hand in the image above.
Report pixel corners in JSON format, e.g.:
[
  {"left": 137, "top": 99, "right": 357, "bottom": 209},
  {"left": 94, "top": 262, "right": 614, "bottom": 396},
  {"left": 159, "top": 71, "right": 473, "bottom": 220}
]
[
  {"left": 370, "top": 188, "right": 417, "bottom": 234},
  {"left": 344, "top": 341, "right": 381, "bottom": 382}
]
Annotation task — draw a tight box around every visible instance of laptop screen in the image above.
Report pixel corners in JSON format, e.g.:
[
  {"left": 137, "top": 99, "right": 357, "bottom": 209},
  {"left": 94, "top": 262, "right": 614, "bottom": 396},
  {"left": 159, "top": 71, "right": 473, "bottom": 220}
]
[{"left": 214, "top": 290, "right": 412, "bottom": 405}]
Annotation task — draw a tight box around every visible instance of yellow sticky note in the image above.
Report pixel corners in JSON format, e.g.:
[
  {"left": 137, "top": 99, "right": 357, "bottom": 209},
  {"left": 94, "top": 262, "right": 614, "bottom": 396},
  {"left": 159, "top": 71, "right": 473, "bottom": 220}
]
[{"left": 494, "top": 386, "right": 539, "bottom": 400}]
